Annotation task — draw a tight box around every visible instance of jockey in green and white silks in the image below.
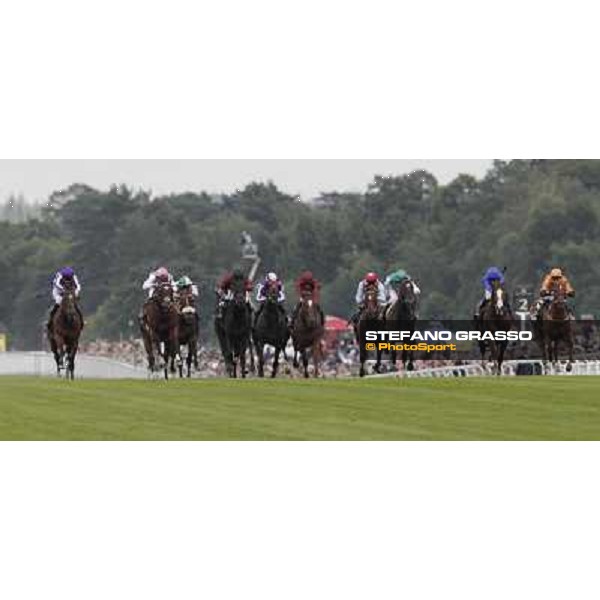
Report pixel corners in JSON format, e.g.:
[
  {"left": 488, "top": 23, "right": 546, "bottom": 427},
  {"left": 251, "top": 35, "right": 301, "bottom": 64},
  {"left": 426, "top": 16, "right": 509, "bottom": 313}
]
[
  {"left": 175, "top": 275, "right": 199, "bottom": 298},
  {"left": 384, "top": 269, "right": 421, "bottom": 304}
]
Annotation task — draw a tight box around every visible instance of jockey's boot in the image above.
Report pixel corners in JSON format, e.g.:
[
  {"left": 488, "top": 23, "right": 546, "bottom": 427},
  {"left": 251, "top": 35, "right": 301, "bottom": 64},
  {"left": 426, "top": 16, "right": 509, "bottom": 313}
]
[
  {"left": 76, "top": 305, "right": 85, "bottom": 329},
  {"left": 47, "top": 304, "right": 59, "bottom": 334}
]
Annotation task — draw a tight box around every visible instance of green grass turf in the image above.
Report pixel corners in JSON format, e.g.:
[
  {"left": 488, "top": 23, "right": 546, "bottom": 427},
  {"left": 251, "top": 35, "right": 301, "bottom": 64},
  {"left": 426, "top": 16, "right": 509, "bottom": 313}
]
[{"left": 0, "top": 376, "right": 599, "bottom": 440}]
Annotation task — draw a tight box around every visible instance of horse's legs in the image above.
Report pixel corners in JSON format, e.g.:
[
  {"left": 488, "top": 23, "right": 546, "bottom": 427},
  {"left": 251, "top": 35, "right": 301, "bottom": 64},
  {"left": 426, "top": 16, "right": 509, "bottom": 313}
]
[
  {"left": 68, "top": 339, "right": 79, "bottom": 380},
  {"left": 312, "top": 341, "right": 321, "bottom": 378},
  {"left": 302, "top": 349, "right": 309, "bottom": 378},
  {"left": 255, "top": 341, "right": 265, "bottom": 378},
  {"left": 54, "top": 335, "right": 65, "bottom": 376},
  {"left": 272, "top": 347, "right": 281, "bottom": 378},
  {"left": 240, "top": 344, "right": 247, "bottom": 379}
]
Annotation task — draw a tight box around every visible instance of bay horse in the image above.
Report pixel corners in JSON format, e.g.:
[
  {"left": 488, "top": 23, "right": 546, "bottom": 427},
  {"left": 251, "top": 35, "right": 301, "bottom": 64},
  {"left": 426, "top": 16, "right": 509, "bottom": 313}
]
[
  {"left": 477, "top": 284, "right": 513, "bottom": 375},
  {"left": 354, "top": 285, "right": 382, "bottom": 378},
  {"left": 253, "top": 282, "right": 289, "bottom": 378},
  {"left": 221, "top": 282, "right": 253, "bottom": 378},
  {"left": 49, "top": 289, "right": 83, "bottom": 379},
  {"left": 140, "top": 282, "right": 181, "bottom": 380},
  {"left": 174, "top": 289, "right": 199, "bottom": 378},
  {"left": 540, "top": 283, "right": 574, "bottom": 372},
  {"left": 377, "top": 279, "right": 419, "bottom": 373},
  {"left": 291, "top": 289, "right": 325, "bottom": 378}
]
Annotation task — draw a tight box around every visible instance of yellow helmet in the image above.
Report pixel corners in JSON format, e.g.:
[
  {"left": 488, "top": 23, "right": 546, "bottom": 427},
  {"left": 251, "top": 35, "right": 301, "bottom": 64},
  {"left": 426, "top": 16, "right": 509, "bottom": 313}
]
[{"left": 550, "top": 268, "right": 563, "bottom": 279}]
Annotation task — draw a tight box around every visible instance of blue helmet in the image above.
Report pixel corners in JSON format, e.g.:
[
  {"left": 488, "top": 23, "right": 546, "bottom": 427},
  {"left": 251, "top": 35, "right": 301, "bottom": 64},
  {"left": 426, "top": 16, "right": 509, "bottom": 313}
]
[{"left": 60, "top": 267, "right": 75, "bottom": 278}]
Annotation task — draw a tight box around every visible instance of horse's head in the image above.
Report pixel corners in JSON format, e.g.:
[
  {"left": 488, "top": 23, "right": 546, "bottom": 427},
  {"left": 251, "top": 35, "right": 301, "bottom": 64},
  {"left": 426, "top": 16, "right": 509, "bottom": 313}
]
[
  {"left": 364, "top": 285, "right": 380, "bottom": 318},
  {"left": 492, "top": 286, "right": 509, "bottom": 317},
  {"left": 548, "top": 282, "right": 569, "bottom": 320},
  {"left": 155, "top": 283, "right": 174, "bottom": 311},
  {"left": 178, "top": 291, "right": 196, "bottom": 322},
  {"left": 299, "top": 294, "right": 320, "bottom": 328},
  {"left": 265, "top": 281, "right": 280, "bottom": 304}
]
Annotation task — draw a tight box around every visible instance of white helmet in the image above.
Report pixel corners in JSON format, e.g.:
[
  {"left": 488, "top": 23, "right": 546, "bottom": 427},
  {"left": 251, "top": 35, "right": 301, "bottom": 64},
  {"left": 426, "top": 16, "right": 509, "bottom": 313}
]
[{"left": 267, "top": 272, "right": 278, "bottom": 282}]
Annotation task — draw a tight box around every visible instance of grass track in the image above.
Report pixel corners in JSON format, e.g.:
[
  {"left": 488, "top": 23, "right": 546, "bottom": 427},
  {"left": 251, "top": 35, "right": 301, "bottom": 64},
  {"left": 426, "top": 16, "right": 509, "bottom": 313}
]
[{"left": 0, "top": 376, "right": 599, "bottom": 440}]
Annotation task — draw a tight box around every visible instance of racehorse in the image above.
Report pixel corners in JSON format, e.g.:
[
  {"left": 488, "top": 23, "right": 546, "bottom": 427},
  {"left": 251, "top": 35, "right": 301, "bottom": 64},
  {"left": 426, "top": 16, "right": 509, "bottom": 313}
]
[
  {"left": 354, "top": 284, "right": 382, "bottom": 378},
  {"left": 377, "top": 279, "right": 419, "bottom": 373},
  {"left": 253, "top": 281, "right": 289, "bottom": 378},
  {"left": 477, "top": 283, "right": 513, "bottom": 375},
  {"left": 291, "top": 288, "right": 325, "bottom": 378},
  {"left": 220, "top": 282, "right": 253, "bottom": 378},
  {"left": 140, "top": 282, "right": 181, "bottom": 380},
  {"left": 49, "top": 288, "right": 83, "bottom": 379},
  {"left": 174, "top": 289, "right": 199, "bottom": 378},
  {"left": 539, "top": 282, "right": 574, "bottom": 372}
]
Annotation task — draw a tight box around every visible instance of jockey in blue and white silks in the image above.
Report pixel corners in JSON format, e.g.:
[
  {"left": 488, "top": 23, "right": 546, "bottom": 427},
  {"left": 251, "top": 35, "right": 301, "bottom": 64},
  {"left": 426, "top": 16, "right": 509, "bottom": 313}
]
[
  {"left": 255, "top": 272, "right": 286, "bottom": 320},
  {"left": 52, "top": 267, "right": 81, "bottom": 305},
  {"left": 48, "top": 267, "right": 83, "bottom": 330},
  {"left": 476, "top": 266, "right": 506, "bottom": 318}
]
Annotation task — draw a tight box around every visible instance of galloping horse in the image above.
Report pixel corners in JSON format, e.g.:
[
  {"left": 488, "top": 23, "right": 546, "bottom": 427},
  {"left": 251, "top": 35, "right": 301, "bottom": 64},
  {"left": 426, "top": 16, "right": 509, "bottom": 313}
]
[
  {"left": 220, "top": 282, "right": 253, "bottom": 378},
  {"left": 49, "top": 288, "right": 83, "bottom": 379},
  {"left": 354, "top": 285, "right": 382, "bottom": 378},
  {"left": 140, "top": 282, "right": 180, "bottom": 380},
  {"left": 538, "top": 282, "right": 574, "bottom": 372},
  {"left": 253, "top": 282, "right": 289, "bottom": 378},
  {"left": 377, "top": 279, "right": 419, "bottom": 372},
  {"left": 174, "top": 289, "right": 199, "bottom": 378},
  {"left": 477, "top": 283, "right": 513, "bottom": 375},
  {"left": 291, "top": 289, "right": 325, "bottom": 378}
]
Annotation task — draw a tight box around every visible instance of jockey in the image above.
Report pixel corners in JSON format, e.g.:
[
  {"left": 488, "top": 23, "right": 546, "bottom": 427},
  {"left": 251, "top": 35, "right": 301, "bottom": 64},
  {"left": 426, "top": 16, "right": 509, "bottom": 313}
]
[
  {"left": 475, "top": 266, "right": 506, "bottom": 319},
  {"left": 175, "top": 275, "right": 199, "bottom": 298},
  {"left": 290, "top": 270, "right": 324, "bottom": 326},
  {"left": 384, "top": 269, "right": 421, "bottom": 304},
  {"left": 255, "top": 272, "right": 286, "bottom": 320},
  {"left": 47, "top": 267, "right": 83, "bottom": 330},
  {"left": 143, "top": 267, "right": 175, "bottom": 299},
  {"left": 351, "top": 272, "right": 386, "bottom": 325},
  {"left": 533, "top": 267, "right": 575, "bottom": 318},
  {"left": 215, "top": 268, "right": 253, "bottom": 318}
]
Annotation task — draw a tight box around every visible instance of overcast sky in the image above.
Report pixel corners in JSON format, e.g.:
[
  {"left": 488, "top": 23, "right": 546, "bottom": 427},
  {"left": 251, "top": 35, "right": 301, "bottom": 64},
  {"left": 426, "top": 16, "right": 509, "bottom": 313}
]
[{"left": 0, "top": 159, "right": 493, "bottom": 202}]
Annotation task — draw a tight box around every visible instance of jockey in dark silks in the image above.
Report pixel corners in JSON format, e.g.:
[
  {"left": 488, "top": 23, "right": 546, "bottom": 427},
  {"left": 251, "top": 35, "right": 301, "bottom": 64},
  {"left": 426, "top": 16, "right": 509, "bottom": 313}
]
[
  {"left": 47, "top": 267, "right": 84, "bottom": 332},
  {"left": 475, "top": 266, "right": 509, "bottom": 319},
  {"left": 291, "top": 271, "right": 324, "bottom": 327}
]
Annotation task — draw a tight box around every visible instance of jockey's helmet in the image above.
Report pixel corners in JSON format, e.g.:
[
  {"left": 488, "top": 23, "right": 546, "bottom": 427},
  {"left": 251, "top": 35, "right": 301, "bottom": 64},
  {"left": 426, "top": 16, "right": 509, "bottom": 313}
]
[
  {"left": 233, "top": 268, "right": 245, "bottom": 279},
  {"left": 267, "top": 272, "right": 278, "bottom": 283},
  {"left": 156, "top": 267, "right": 169, "bottom": 280},
  {"left": 365, "top": 272, "right": 378, "bottom": 284},
  {"left": 550, "top": 268, "right": 563, "bottom": 279},
  {"left": 177, "top": 276, "right": 192, "bottom": 288},
  {"left": 60, "top": 267, "right": 75, "bottom": 279}
]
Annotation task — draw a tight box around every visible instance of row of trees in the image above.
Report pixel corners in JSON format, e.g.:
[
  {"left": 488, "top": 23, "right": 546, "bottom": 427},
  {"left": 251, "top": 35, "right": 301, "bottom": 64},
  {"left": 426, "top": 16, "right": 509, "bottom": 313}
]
[{"left": 2, "top": 160, "right": 600, "bottom": 349}]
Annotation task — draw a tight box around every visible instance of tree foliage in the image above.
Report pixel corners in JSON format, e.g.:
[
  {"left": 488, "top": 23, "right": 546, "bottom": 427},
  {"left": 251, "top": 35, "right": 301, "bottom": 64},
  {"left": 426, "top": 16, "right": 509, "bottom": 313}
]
[{"left": 3, "top": 162, "right": 600, "bottom": 348}]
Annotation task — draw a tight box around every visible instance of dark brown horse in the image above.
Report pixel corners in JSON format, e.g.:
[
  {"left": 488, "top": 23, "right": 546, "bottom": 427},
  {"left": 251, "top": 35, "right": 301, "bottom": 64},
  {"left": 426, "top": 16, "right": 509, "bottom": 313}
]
[
  {"left": 477, "top": 284, "right": 513, "bottom": 375},
  {"left": 354, "top": 285, "right": 382, "bottom": 378},
  {"left": 292, "top": 289, "right": 325, "bottom": 378},
  {"left": 220, "top": 282, "right": 253, "bottom": 378},
  {"left": 377, "top": 279, "right": 419, "bottom": 373},
  {"left": 174, "top": 289, "right": 199, "bottom": 378},
  {"left": 49, "top": 289, "right": 83, "bottom": 379},
  {"left": 140, "top": 283, "right": 180, "bottom": 380},
  {"left": 253, "top": 281, "right": 289, "bottom": 378},
  {"left": 539, "top": 283, "right": 574, "bottom": 372}
]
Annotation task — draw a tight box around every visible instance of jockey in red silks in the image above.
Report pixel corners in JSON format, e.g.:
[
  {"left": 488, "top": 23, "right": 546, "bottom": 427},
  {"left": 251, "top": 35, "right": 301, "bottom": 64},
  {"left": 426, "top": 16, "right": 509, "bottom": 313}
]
[
  {"left": 290, "top": 271, "right": 324, "bottom": 327},
  {"left": 215, "top": 268, "right": 253, "bottom": 319}
]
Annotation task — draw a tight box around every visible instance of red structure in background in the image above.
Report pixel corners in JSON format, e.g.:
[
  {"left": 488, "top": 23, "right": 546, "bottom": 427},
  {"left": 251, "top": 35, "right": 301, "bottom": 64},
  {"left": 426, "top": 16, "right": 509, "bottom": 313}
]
[{"left": 324, "top": 315, "right": 353, "bottom": 348}]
